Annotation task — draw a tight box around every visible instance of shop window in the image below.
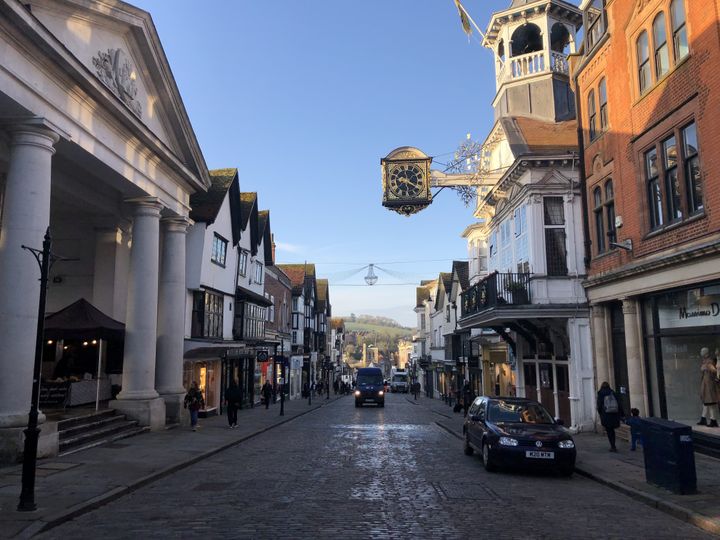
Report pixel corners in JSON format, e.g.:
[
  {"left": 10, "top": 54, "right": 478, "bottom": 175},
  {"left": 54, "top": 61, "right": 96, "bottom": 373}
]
[
  {"left": 671, "top": 0, "right": 688, "bottom": 61},
  {"left": 593, "top": 187, "right": 605, "bottom": 253},
  {"left": 543, "top": 197, "right": 568, "bottom": 276},
  {"left": 211, "top": 234, "right": 227, "bottom": 266},
  {"left": 588, "top": 90, "right": 597, "bottom": 141},
  {"left": 598, "top": 78, "right": 608, "bottom": 131},
  {"left": 585, "top": 0, "right": 606, "bottom": 51},
  {"left": 644, "top": 120, "right": 703, "bottom": 232},
  {"left": 637, "top": 31, "right": 651, "bottom": 94},
  {"left": 653, "top": 13, "right": 670, "bottom": 79}
]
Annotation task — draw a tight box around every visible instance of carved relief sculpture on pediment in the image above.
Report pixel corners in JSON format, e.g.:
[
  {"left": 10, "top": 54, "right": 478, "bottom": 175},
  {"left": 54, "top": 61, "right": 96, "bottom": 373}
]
[{"left": 92, "top": 48, "right": 142, "bottom": 117}]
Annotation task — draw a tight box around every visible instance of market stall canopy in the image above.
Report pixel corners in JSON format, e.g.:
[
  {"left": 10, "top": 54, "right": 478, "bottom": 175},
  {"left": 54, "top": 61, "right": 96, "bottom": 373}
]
[{"left": 44, "top": 298, "right": 125, "bottom": 341}]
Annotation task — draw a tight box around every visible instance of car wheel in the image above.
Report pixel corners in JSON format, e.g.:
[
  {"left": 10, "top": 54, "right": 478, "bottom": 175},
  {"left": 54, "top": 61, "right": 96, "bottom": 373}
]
[
  {"left": 481, "top": 441, "right": 497, "bottom": 472},
  {"left": 379, "top": 401, "right": 385, "bottom": 408},
  {"left": 464, "top": 434, "right": 474, "bottom": 456},
  {"left": 355, "top": 401, "right": 360, "bottom": 408}
]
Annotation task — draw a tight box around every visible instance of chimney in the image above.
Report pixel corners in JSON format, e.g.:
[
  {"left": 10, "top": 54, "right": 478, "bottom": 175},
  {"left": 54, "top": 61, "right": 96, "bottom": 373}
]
[{"left": 271, "top": 233, "right": 276, "bottom": 263}]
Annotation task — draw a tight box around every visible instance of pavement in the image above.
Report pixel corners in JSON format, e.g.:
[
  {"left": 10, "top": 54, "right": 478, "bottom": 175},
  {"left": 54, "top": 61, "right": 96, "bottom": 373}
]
[
  {"left": 0, "top": 393, "right": 343, "bottom": 539},
  {"left": 412, "top": 393, "right": 720, "bottom": 537}
]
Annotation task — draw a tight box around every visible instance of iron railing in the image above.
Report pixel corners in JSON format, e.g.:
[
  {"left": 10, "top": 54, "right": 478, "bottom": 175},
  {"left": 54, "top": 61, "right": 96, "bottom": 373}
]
[{"left": 460, "top": 272, "right": 532, "bottom": 317}]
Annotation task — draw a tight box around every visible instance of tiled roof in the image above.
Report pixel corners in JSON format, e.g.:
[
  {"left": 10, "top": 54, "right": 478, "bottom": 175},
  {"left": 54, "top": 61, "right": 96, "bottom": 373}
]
[
  {"left": 316, "top": 279, "right": 329, "bottom": 309},
  {"left": 416, "top": 286, "right": 431, "bottom": 308},
  {"left": 330, "top": 317, "right": 344, "bottom": 330},
  {"left": 276, "top": 263, "right": 316, "bottom": 295},
  {"left": 440, "top": 272, "right": 453, "bottom": 294},
  {"left": 190, "top": 168, "right": 237, "bottom": 224},
  {"left": 239, "top": 192, "right": 257, "bottom": 231},
  {"left": 452, "top": 261, "right": 470, "bottom": 290}
]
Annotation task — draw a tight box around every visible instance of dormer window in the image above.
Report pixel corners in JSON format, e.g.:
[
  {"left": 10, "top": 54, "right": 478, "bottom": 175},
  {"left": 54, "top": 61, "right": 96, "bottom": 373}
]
[{"left": 585, "top": 0, "right": 607, "bottom": 51}]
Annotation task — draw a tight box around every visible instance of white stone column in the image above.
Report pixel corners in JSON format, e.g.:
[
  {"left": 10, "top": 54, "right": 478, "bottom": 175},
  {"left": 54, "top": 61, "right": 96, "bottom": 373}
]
[
  {"left": 622, "top": 298, "right": 647, "bottom": 416},
  {"left": 155, "top": 216, "right": 189, "bottom": 423},
  {"left": 0, "top": 122, "right": 59, "bottom": 461},
  {"left": 110, "top": 197, "right": 166, "bottom": 429},
  {"left": 591, "top": 304, "right": 610, "bottom": 388}
]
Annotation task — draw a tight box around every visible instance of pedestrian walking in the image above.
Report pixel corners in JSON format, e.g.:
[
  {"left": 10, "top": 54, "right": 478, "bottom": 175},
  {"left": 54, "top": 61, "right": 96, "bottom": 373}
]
[
  {"left": 262, "top": 380, "right": 272, "bottom": 410},
  {"left": 624, "top": 408, "right": 643, "bottom": 451},
  {"left": 698, "top": 348, "right": 719, "bottom": 427},
  {"left": 462, "top": 382, "right": 474, "bottom": 416},
  {"left": 183, "top": 381, "right": 204, "bottom": 432},
  {"left": 597, "top": 381, "right": 624, "bottom": 452},
  {"left": 224, "top": 378, "right": 241, "bottom": 428}
]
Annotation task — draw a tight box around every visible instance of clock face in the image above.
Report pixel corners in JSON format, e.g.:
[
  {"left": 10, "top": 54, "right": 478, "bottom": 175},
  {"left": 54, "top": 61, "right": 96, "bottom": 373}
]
[{"left": 388, "top": 164, "right": 425, "bottom": 198}]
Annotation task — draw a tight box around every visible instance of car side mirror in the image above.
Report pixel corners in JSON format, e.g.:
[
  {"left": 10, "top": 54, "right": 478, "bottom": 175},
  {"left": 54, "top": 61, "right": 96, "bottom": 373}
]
[{"left": 555, "top": 418, "right": 564, "bottom": 426}]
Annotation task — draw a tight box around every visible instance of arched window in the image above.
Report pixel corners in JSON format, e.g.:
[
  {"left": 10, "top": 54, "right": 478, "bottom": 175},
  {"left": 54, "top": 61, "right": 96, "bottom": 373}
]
[
  {"left": 599, "top": 78, "right": 608, "bottom": 131},
  {"left": 511, "top": 23, "right": 543, "bottom": 56},
  {"left": 637, "top": 31, "right": 651, "bottom": 93},
  {"left": 593, "top": 187, "right": 605, "bottom": 253},
  {"left": 498, "top": 39, "right": 506, "bottom": 63},
  {"left": 653, "top": 13, "right": 669, "bottom": 78},
  {"left": 605, "top": 180, "right": 616, "bottom": 244},
  {"left": 588, "top": 90, "right": 597, "bottom": 141},
  {"left": 671, "top": 0, "right": 688, "bottom": 61},
  {"left": 550, "top": 23, "right": 571, "bottom": 54}
]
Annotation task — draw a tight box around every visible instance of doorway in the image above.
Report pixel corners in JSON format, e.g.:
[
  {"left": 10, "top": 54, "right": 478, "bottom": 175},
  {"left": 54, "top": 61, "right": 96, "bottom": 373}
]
[
  {"left": 610, "top": 302, "right": 631, "bottom": 415},
  {"left": 522, "top": 358, "right": 571, "bottom": 424}
]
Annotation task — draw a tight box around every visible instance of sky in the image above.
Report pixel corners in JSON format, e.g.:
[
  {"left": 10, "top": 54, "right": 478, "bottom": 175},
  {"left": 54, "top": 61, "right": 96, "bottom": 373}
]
[{"left": 131, "top": 0, "right": 515, "bottom": 327}]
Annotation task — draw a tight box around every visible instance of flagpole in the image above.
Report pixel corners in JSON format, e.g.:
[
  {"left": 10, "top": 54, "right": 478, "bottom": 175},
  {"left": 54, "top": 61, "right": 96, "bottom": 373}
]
[{"left": 454, "top": 0, "right": 485, "bottom": 40}]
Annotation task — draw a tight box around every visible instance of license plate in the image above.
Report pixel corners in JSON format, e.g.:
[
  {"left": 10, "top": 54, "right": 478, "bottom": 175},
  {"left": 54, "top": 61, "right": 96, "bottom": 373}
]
[
  {"left": 364, "top": 398, "right": 375, "bottom": 402},
  {"left": 525, "top": 451, "right": 555, "bottom": 459}
]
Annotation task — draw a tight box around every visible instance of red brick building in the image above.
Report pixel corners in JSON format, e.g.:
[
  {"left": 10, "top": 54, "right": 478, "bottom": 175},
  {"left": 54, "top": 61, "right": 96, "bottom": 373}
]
[{"left": 573, "top": 0, "right": 720, "bottom": 437}]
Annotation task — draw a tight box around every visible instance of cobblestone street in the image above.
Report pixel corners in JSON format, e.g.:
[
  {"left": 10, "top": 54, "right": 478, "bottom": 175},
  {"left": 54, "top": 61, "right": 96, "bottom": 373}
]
[{"left": 40, "top": 394, "right": 714, "bottom": 540}]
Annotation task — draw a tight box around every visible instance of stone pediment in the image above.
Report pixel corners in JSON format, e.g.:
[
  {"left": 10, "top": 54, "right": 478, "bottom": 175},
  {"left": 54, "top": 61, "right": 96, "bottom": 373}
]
[
  {"left": 28, "top": 0, "right": 208, "bottom": 187},
  {"left": 537, "top": 169, "right": 575, "bottom": 187}
]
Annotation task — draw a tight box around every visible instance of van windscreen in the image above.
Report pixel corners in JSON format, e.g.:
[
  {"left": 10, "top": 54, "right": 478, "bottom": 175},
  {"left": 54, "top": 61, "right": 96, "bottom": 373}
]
[{"left": 357, "top": 373, "right": 383, "bottom": 385}]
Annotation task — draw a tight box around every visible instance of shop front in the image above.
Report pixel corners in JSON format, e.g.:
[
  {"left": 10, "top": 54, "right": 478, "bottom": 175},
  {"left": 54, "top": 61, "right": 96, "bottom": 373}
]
[
  {"left": 183, "top": 358, "right": 221, "bottom": 416},
  {"left": 641, "top": 282, "right": 720, "bottom": 433}
]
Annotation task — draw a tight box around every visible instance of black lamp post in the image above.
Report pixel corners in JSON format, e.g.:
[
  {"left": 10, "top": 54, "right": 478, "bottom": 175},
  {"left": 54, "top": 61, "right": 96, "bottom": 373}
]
[
  {"left": 279, "top": 356, "right": 286, "bottom": 416},
  {"left": 17, "top": 228, "right": 52, "bottom": 512},
  {"left": 326, "top": 360, "right": 331, "bottom": 400},
  {"left": 307, "top": 357, "right": 312, "bottom": 406}
]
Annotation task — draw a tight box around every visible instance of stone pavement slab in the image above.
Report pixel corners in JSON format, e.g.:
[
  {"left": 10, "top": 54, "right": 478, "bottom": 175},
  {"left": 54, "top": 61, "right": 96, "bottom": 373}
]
[
  {"left": 411, "top": 394, "right": 720, "bottom": 537},
  {"left": 0, "top": 395, "right": 341, "bottom": 539}
]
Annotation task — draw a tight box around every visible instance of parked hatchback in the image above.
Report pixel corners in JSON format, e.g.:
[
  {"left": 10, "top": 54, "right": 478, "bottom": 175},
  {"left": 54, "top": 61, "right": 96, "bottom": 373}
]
[{"left": 463, "top": 396, "right": 576, "bottom": 476}]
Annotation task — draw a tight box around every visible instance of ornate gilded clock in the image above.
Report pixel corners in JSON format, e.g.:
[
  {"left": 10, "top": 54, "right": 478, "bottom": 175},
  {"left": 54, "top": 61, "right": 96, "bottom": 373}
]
[{"left": 381, "top": 146, "right": 433, "bottom": 216}]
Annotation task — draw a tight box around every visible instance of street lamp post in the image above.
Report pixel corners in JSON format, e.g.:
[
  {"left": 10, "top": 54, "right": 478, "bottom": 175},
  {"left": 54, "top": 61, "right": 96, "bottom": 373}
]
[
  {"left": 308, "top": 357, "right": 312, "bottom": 406},
  {"left": 17, "top": 228, "right": 52, "bottom": 512}
]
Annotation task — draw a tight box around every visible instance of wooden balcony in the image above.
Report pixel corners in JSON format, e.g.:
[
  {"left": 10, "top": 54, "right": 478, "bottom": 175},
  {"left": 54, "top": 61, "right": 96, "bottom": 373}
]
[{"left": 460, "top": 272, "right": 532, "bottom": 318}]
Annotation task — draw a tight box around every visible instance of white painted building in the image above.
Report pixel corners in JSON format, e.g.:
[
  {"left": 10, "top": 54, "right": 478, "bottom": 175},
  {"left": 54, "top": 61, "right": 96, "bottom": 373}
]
[{"left": 0, "top": 0, "right": 209, "bottom": 460}]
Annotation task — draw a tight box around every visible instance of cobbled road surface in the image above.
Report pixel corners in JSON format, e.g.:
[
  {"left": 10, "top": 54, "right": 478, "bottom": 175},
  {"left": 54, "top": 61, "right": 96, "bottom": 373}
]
[{"left": 41, "top": 394, "right": 714, "bottom": 539}]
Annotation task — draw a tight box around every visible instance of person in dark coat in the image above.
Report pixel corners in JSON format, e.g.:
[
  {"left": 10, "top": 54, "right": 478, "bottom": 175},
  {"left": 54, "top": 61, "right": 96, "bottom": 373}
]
[
  {"left": 597, "top": 381, "right": 624, "bottom": 452},
  {"left": 462, "top": 382, "right": 474, "bottom": 416},
  {"left": 183, "top": 381, "right": 205, "bottom": 432},
  {"left": 262, "top": 380, "right": 273, "bottom": 410},
  {"left": 224, "top": 379, "right": 241, "bottom": 428}
]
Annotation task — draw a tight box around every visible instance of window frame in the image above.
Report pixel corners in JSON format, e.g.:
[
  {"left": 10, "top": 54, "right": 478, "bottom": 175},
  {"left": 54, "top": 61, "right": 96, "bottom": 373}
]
[
  {"left": 238, "top": 250, "right": 248, "bottom": 276},
  {"left": 191, "top": 290, "right": 224, "bottom": 339},
  {"left": 593, "top": 186, "right": 605, "bottom": 254},
  {"left": 588, "top": 89, "right": 597, "bottom": 141},
  {"left": 652, "top": 12, "right": 670, "bottom": 80},
  {"left": 637, "top": 30, "right": 651, "bottom": 94},
  {"left": 670, "top": 0, "right": 688, "bottom": 62},
  {"left": 211, "top": 233, "right": 228, "bottom": 267},
  {"left": 543, "top": 197, "right": 568, "bottom": 276},
  {"left": 254, "top": 262, "right": 264, "bottom": 284},
  {"left": 598, "top": 78, "right": 608, "bottom": 132}
]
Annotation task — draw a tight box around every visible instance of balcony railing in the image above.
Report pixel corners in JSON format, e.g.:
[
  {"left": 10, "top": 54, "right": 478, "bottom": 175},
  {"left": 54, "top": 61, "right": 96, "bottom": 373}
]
[
  {"left": 497, "top": 51, "right": 569, "bottom": 89},
  {"left": 460, "top": 272, "right": 532, "bottom": 317}
]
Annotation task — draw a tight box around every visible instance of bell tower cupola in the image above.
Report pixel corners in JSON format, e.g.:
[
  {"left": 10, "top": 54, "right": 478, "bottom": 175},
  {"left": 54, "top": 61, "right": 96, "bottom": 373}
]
[{"left": 483, "top": 0, "right": 582, "bottom": 122}]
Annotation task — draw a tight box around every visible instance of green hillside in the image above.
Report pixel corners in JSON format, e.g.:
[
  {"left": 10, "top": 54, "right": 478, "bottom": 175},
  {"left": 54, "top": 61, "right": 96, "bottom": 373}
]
[{"left": 343, "top": 321, "right": 414, "bottom": 341}]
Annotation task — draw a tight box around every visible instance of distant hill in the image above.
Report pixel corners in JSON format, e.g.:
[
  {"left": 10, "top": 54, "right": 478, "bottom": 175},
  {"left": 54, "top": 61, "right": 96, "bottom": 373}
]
[{"left": 340, "top": 314, "right": 414, "bottom": 342}]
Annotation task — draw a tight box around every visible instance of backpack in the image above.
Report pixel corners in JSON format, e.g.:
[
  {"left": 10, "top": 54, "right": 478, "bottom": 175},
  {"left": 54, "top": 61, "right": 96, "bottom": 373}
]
[{"left": 603, "top": 393, "right": 619, "bottom": 414}]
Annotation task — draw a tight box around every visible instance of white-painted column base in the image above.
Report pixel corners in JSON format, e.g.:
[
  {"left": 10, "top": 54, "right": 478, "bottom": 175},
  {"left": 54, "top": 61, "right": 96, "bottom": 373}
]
[{"left": 110, "top": 397, "right": 166, "bottom": 431}]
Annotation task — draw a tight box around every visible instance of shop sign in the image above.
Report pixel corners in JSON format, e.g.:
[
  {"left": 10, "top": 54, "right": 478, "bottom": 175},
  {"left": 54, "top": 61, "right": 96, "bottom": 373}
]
[{"left": 657, "top": 286, "right": 720, "bottom": 329}]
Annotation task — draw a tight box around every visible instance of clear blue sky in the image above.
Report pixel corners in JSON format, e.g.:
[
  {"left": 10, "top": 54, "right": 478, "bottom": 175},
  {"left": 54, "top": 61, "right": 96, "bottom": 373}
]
[{"left": 131, "top": 0, "right": 514, "bottom": 327}]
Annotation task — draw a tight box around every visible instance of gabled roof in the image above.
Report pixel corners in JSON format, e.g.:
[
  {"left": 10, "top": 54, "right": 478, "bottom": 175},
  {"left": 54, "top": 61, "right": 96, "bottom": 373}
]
[
  {"left": 416, "top": 285, "right": 431, "bottom": 308},
  {"left": 257, "top": 210, "right": 273, "bottom": 265},
  {"left": 240, "top": 193, "right": 258, "bottom": 256},
  {"left": 435, "top": 272, "right": 453, "bottom": 307},
  {"left": 276, "top": 263, "right": 316, "bottom": 296},
  {"left": 452, "top": 260, "right": 470, "bottom": 290},
  {"left": 190, "top": 168, "right": 242, "bottom": 245},
  {"left": 316, "top": 279, "right": 329, "bottom": 311}
]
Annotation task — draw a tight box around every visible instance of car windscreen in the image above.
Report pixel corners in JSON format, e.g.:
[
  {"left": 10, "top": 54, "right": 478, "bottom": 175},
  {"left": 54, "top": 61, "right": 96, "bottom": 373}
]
[
  {"left": 487, "top": 401, "right": 555, "bottom": 424},
  {"left": 392, "top": 375, "right": 407, "bottom": 382},
  {"left": 357, "top": 374, "right": 383, "bottom": 385}
]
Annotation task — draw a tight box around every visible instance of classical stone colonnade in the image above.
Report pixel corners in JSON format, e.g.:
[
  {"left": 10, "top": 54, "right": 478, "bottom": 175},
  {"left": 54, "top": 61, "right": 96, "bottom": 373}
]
[{"left": 0, "top": 120, "right": 189, "bottom": 443}]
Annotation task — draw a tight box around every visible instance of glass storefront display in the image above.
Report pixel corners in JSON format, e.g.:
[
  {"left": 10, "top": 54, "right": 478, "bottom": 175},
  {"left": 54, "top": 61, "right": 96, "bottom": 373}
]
[{"left": 644, "top": 282, "right": 720, "bottom": 427}]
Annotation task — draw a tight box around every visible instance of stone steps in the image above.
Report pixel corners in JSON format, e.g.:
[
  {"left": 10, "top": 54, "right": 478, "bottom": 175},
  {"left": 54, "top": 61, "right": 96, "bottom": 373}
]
[{"left": 57, "top": 410, "right": 148, "bottom": 456}]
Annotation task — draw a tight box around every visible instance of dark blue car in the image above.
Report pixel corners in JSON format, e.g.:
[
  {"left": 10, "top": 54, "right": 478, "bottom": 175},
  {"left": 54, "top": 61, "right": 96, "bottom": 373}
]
[
  {"left": 463, "top": 396, "right": 576, "bottom": 476},
  {"left": 354, "top": 367, "right": 385, "bottom": 407}
]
